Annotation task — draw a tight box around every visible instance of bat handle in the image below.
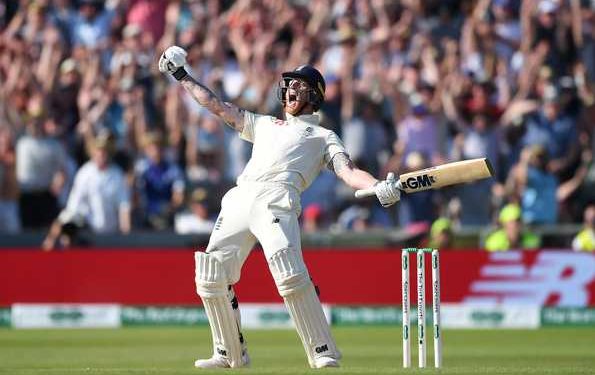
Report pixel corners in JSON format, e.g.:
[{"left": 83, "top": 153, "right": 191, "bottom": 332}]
[
  {"left": 355, "top": 180, "right": 402, "bottom": 199},
  {"left": 354, "top": 187, "right": 376, "bottom": 198}
]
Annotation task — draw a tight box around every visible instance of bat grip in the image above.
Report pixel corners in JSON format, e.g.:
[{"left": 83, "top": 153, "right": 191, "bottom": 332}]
[{"left": 354, "top": 187, "right": 376, "bottom": 198}]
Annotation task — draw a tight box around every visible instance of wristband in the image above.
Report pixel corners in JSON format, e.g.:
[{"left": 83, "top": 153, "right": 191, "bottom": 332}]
[{"left": 173, "top": 67, "right": 188, "bottom": 81}]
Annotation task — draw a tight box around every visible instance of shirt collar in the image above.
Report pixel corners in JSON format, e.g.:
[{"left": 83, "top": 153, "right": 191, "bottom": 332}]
[{"left": 286, "top": 112, "right": 319, "bottom": 125}]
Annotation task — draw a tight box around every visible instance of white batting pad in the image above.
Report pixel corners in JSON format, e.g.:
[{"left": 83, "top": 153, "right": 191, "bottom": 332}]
[
  {"left": 195, "top": 252, "right": 243, "bottom": 368},
  {"left": 268, "top": 247, "right": 309, "bottom": 296},
  {"left": 268, "top": 248, "right": 340, "bottom": 367}
]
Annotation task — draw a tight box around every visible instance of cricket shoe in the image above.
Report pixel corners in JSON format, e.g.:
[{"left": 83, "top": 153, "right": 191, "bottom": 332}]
[
  {"left": 194, "top": 350, "right": 251, "bottom": 369},
  {"left": 313, "top": 356, "right": 340, "bottom": 368}
]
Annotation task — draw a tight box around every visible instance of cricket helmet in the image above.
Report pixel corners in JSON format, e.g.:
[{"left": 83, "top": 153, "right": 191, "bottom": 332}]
[{"left": 278, "top": 65, "right": 326, "bottom": 111}]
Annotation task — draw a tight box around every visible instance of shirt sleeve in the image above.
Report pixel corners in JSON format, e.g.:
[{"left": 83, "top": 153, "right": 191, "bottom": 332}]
[
  {"left": 239, "top": 110, "right": 257, "bottom": 142},
  {"left": 58, "top": 167, "right": 88, "bottom": 224},
  {"left": 323, "top": 131, "right": 348, "bottom": 166}
]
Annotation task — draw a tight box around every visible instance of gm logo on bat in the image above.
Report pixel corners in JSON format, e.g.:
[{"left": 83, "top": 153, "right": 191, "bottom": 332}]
[{"left": 402, "top": 174, "right": 436, "bottom": 190}]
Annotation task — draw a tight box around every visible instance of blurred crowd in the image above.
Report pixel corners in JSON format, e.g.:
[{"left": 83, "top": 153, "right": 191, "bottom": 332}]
[{"left": 0, "top": 0, "right": 594, "bottom": 249}]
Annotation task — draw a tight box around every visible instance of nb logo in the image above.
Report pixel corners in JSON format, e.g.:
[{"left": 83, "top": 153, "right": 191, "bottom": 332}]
[
  {"left": 216, "top": 348, "right": 227, "bottom": 356},
  {"left": 214, "top": 217, "right": 223, "bottom": 231},
  {"left": 315, "top": 344, "right": 328, "bottom": 354},
  {"left": 402, "top": 174, "right": 436, "bottom": 190}
]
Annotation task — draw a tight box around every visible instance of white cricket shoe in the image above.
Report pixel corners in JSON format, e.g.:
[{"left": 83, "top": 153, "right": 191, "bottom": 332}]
[
  {"left": 313, "top": 356, "right": 340, "bottom": 368},
  {"left": 194, "top": 351, "right": 251, "bottom": 369},
  {"left": 194, "top": 355, "right": 228, "bottom": 369}
]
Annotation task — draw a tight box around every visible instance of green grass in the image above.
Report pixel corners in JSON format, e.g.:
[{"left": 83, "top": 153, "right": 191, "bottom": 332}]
[{"left": 0, "top": 327, "right": 594, "bottom": 374}]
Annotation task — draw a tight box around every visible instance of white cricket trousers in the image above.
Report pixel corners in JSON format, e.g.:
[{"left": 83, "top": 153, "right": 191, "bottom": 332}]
[{"left": 205, "top": 182, "right": 302, "bottom": 282}]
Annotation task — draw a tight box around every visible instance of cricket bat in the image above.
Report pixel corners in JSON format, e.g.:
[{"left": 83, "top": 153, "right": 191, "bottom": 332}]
[{"left": 355, "top": 158, "right": 494, "bottom": 198}]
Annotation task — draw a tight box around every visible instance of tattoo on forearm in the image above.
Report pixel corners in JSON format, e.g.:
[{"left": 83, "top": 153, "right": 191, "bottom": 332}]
[
  {"left": 181, "top": 76, "right": 218, "bottom": 106},
  {"left": 180, "top": 77, "right": 244, "bottom": 131},
  {"left": 330, "top": 153, "right": 354, "bottom": 175},
  {"left": 223, "top": 102, "right": 244, "bottom": 131}
]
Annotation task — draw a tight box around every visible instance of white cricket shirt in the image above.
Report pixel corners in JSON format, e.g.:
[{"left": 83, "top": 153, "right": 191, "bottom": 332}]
[{"left": 238, "top": 111, "right": 346, "bottom": 192}]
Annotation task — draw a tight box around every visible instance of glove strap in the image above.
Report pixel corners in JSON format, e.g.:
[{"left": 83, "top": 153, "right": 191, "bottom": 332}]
[{"left": 173, "top": 67, "right": 188, "bottom": 81}]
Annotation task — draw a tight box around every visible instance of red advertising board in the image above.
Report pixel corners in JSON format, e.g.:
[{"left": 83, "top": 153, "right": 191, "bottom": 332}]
[{"left": 0, "top": 249, "right": 593, "bottom": 306}]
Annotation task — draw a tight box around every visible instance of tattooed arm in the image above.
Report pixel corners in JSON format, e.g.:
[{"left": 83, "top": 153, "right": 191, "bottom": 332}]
[
  {"left": 158, "top": 46, "right": 244, "bottom": 132},
  {"left": 179, "top": 76, "right": 244, "bottom": 132},
  {"left": 331, "top": 152, "right": 401, "bottom": 207},
  {"left": 329, "top": 153, "right": 379, "bottom": 190}
]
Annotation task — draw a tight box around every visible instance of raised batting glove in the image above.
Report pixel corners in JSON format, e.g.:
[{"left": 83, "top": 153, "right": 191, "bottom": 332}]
[
  {"left": 374, "top": 172, "right": 401, "bottom": 207},
  {"left": 158, "top": 46, "right": 188, "bottom": 81}
]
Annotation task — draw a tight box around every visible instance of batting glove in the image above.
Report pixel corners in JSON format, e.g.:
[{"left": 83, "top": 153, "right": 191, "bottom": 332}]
[
  {"left": 158, "top": 46, "right": 188, "bottom": 81},
  {"left": 374, "top": 172, "right": 401, "bottom": 207}
]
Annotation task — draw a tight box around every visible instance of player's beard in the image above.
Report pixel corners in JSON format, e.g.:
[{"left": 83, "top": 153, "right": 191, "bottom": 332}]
[
  {"left": 285, "top": 90, "right": 309, "bottom": 116},
  {"left": 285, "top": 99, "right": 307, "bottom": 115}
]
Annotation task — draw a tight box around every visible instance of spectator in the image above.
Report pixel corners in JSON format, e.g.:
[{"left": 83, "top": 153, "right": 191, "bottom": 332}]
[
  {"left": 48, "top": 0, "right": 76, "bottom": 46},
  {"left": 126, "top": 0, "right": 167, "bottom": 44},
  {"left": 572, "top": 205, "right": 595, "bottom": 251},
  {"left": 450, "top": 113, "right": 499, "bottom": 227},
  {"left": 16, "top": 115, "right": 68, "bottom": 229},
  {"left": 49, "top": 58, "right": 81, "bottom": 142},
  {"left": 336, "top": 204, "right": 372, "bottom": 232},
  {"left": 396, "top": 152, "right": 437, "bottom": 227},
  {"left": 491, "top": 0, "right": 521, "bottom": 62},
  {"left": 342, "top": 96, "right": 390, "bottom": 177},
  {"left": 522, "top": 86, "right": 579, "bottom": 177},
  {"left": 395, "top": 89, "right": 443, "bottom": 165},
  {"left": 174, "top": 187, "right": 214, "bottom": 235},
  {"left": 301, "top": 170, "right": 339, "bottom": 227},
  {"left": 42, "top": 130, "right": 131, "bottom": 250},
  {"left": 429, "top": 217, "right": 453, "bottom": 249},
  {"left": 302, "top": 204, "right": 323, "bottom": 233},
  {"left": 69, "top": 0, "right": 116, "bottom": 48},
  {"left": 530, "top": 0, "right": 577, "bottom": 77},
  {"left": 485, "top": 203, "right": 541, "bottom": 251},
  {"left": 579, "top": 2, "right": 595, "bottom": 81},
  {"left": 318, "top": 74, "right": 342, "bottom": 135},
  {"left": 0, "top": 128, "right": 19, "bottom": 233},
  {"left": 507, "top": 145, "right": 559, "bottom": 225},
  {"left": 134, "top": 131, "right": 185, "bottom": 230},
  {"left": 186, "top": 114, "right": 225, "bottom": 186},
  {"left": 557, "top": 131, "right": 595, "bottom": 220},
  {"left": 0, "top": 0, "right": 592, "bottom": 238}
]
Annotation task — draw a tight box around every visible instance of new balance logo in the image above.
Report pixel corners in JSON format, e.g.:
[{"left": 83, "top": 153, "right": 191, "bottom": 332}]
[
  {"left": 465, "top": 251, "right": 595, "bottom": 305},
  {"left": 216, "top": 348, "right": 227, "bottom": 356},
  {"left": 214, "top": 217, "right": 223, "bottom": 230},
  {"left": 315, "top": 344, "right": 329, "bottom": 354}
]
